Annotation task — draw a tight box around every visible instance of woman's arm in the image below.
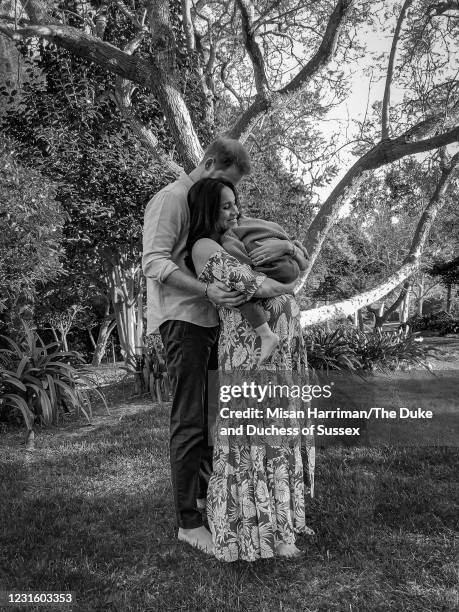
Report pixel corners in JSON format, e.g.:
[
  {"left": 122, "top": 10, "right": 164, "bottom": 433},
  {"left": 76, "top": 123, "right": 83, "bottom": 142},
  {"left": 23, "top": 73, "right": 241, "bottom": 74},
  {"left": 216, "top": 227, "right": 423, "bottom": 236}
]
[
  {"left": 193, "top": 238, "right": 295, "bottom": 300},
  {"left": 191, "top": 239, "right": 247, "bottom": 307}
]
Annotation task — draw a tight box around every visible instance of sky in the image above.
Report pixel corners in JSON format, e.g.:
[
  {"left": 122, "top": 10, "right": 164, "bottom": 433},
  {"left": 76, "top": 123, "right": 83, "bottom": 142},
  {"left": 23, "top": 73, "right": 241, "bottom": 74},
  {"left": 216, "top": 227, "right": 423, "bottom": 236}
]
[
  {"left": 313, "top": 19, "right": 405, "bottom": 200},
  {"left": 311, "top": 10, "right": 458, "bottom": 202}
]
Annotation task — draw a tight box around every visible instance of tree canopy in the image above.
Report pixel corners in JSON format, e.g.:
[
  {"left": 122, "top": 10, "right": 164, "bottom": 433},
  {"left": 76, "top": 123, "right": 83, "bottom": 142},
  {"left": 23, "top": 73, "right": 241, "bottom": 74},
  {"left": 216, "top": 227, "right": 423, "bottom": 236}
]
[{"left": 0, "top": 0, "right": 458, "bottom": 348}]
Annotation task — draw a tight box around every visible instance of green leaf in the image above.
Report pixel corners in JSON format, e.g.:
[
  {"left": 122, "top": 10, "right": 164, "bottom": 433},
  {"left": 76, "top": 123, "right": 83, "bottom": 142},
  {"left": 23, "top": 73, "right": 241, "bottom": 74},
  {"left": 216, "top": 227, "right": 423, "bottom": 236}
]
[
  {"left": 38, "top": 389, "right": 53, "bottom": 425},
  {"left": 2, "top": 394, "right": 34, "bottom": 429}
]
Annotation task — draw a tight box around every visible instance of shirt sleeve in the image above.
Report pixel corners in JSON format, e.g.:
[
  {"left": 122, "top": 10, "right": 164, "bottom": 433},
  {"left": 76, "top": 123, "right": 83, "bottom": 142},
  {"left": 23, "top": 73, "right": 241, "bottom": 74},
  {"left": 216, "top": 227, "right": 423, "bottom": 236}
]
[{"left": 142, "top": 188, "right": 185, "bottom": 283}]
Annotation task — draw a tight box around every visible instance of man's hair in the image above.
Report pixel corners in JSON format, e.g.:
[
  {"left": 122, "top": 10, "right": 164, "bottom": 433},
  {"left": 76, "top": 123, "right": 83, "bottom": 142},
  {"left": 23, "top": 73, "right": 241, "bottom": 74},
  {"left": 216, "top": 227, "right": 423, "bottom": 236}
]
[
  {"left": 185, "top": 178, "right": 239, "bottom": 273},
  {"left": 203, "top": 138, "right": 251, "bottom": 175}
]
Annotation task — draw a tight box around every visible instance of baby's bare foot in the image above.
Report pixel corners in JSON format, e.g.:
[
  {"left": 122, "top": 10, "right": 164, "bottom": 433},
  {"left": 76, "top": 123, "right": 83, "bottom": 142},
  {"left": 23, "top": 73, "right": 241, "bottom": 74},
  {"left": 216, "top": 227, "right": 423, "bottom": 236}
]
[
  {"left": 259, "top": 332, "right": 279, "bottom": 364},
  {"left": 178, "top": 526, "right": 214, "bottom": 554}
]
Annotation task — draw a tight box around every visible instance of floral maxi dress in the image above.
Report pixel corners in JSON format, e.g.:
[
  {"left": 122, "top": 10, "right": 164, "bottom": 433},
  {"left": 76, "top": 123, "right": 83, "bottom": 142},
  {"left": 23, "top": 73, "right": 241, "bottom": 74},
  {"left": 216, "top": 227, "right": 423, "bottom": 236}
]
[{"left": 199, "top": 249, "right": 315, "bottom": 562}]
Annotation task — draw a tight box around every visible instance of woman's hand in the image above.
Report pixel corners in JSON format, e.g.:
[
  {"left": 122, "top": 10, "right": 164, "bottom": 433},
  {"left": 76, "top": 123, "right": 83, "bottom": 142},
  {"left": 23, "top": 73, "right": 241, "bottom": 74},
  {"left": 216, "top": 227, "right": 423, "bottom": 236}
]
[{"left": 250, "top": 239, "right": 290, "bottom": 266}]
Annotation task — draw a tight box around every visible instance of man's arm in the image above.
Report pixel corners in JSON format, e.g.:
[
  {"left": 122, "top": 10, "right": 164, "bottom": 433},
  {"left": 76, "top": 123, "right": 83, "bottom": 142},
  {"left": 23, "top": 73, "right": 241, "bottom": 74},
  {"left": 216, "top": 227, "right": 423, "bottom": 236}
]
[
  {"left": 165, "top": 269, "right": 247, "bottom": 307},
  {"left": 142, "top": 187, "right": 184, "bottom": 282},
  {"left": 142, "top": 189, "right": 246, "bottom": 307}
]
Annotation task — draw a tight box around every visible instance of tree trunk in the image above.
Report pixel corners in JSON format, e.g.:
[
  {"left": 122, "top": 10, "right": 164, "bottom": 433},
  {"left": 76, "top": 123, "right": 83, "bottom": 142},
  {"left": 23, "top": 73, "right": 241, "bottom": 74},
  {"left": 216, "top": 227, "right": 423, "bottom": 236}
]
[
  {"left": 88, "top": 327, "right": 96, "bottom": 350},
  {"left": 381, "top": 0, "right": 414, "bottom": 139},
  {"left": 102, "top": 249, "right": 141, "bottom": 369},
  {"left": 298, "top": 121, "right": 459, "bottom": 289},
  {"left": 61, "top": 330, "right": 69, "bottom": 352},
  {"left": 417, "top": 275, "right": 424, "bottom": 315},
  {"left": 367, "top": 302, "right": 385, "bottom": 329},
  {"left": 446, "top": 284, "right": 452, "bottom": 313},
  {"left": 301, "top": 258, "right": 419, "bottom": 327},
  {"left": 400, "top": 285, "right": 411, "bottom": 323},
  {"left": 300, "top": 152, "right": 459, "bottom": 327},
  {"left": 91, "top": 320, "right": 116, "bottom": 367},
  {"left": 51, "top": 326, "right": 60, "bottom": 344}
]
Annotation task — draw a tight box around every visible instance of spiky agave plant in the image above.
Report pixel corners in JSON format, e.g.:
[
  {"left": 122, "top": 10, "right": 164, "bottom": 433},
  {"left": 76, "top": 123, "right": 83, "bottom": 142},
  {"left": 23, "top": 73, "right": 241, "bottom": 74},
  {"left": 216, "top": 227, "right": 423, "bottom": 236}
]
[
  {"left": 352, "top": 327, "right": 433, "bottom": 372},
  {"left": 304, "top": 326, "right": 363, "bottom": 373},
  {"left": 0, "top": 322, "right": 108, "bottom": 432},
  {"left": 304, "top": 325, "right": 432, "bottom": 373}
]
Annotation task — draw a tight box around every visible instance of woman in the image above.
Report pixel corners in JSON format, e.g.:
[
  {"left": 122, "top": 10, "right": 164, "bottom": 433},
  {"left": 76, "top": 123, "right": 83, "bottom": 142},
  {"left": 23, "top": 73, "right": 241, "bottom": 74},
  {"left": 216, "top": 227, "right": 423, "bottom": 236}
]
[{"left": 186, "top": 178, "right": 315, "bottom": 562}]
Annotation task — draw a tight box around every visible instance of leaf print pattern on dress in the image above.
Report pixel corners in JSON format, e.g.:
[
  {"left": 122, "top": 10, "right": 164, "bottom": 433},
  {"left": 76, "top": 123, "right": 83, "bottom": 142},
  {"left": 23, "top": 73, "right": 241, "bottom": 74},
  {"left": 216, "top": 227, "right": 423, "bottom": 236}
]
[{"left": 199, "top": 250, "right": 315, "bottom": 562}]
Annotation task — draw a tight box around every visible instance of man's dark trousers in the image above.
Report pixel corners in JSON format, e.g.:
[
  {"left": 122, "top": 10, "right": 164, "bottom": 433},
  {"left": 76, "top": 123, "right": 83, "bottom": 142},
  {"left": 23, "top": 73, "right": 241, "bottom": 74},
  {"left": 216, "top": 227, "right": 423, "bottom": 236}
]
[{"left": 159, "top": 320, "right": 219, "bottom": 529}]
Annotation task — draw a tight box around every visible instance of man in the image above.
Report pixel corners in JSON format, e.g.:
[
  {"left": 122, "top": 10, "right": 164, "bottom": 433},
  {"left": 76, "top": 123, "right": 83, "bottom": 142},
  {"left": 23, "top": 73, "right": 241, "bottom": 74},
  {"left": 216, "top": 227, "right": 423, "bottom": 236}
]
[{"left": 142, "top": 138, "right": 297, "bottom": 553}]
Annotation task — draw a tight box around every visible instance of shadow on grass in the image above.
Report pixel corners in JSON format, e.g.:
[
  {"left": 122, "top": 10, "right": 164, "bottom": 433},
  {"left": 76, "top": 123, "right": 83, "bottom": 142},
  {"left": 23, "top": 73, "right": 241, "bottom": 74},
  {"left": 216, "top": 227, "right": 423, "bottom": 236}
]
[{"left": 1, "top": 407, "right": 458, "bottom": 611}]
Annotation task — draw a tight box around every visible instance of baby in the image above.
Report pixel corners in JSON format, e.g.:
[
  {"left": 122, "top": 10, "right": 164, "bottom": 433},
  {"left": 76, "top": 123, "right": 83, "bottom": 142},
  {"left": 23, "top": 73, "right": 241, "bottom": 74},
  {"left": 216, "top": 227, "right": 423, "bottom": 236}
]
[{"left": 220, "top": 215, "right": 308, "bottom": 363}]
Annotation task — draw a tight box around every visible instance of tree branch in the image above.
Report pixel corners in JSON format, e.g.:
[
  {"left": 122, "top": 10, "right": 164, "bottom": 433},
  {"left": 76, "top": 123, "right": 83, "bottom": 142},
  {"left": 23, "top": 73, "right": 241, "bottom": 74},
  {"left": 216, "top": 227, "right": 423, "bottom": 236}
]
[
  {"left": 114, "top": 34, "right": 182, "bottom": 176},
  {"left": 23, "top": 0, "right": 53, "bottom": 24},
  {"left": 279, "top": 0, "right": 353, "bottom": 97},
  {"left": 427, "top": 1, "right": 459, "bottom": 15},
  {"left": 300, "top": 151, "right": 459, "bottom": 326},
  {"left": 114, "top": 0, "right": 145, "bottom": 31},
  {"left": 298, "top": 113, "right": 459, "bottom": 288},
  {"left": 0, "top": 23, "right": 153, "bottom": 84},
  {"left": 381, "top": 0, "right": 414, "bottom": 140},
  {"left": 235, "top": 0, "right": 269, "bottom": 97},
  {"left": 0, "top": 5, "right": 204, "bottom": 169},
  {"left": 181, "top": 0, "right": 195, "bottom": 52},
  {"left": 300, "top": 259, "right": 419, "bottom": 326},
  {"left": 225, "top": 0, "right": 354, "bottom": 140}
]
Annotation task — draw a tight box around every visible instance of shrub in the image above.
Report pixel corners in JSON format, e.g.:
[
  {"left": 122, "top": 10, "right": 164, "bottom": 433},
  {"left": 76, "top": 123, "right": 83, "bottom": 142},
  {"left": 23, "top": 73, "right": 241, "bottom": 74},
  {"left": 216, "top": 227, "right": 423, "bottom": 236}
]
[
  {"left": 126, "top": 333, "right": 170, "bottom": 404},
  {"left": 405, "top": 311, "right": 459, "bottom": 335},
  {"left": 304, "top": 325, "right": 431, "bottom": 373},
  {"left": 352, "top": 328, "right": 431, "bottom": 372},
  {"left": 0, "top": 323, "right": 107, "bottom": 430},
  {"left": 304, "top": 327, "right": 362, "bottom": 372}
]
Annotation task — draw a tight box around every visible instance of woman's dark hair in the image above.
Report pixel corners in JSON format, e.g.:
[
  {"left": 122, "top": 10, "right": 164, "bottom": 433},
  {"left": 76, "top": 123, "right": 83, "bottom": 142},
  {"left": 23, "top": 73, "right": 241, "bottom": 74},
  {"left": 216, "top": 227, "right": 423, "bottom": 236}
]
[{"left": 185, "top": 178, "right": 239, "bottom": 273}]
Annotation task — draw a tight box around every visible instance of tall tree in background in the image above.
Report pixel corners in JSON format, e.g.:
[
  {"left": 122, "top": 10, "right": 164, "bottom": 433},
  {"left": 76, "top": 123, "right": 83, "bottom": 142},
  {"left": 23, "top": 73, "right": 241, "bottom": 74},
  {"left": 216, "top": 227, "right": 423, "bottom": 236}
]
[
  {"left": 0, "top": 139, "right": 64, "bottom": 334},
  {"left": 0, "top": 0, "right": 458, "bottom": 347}
]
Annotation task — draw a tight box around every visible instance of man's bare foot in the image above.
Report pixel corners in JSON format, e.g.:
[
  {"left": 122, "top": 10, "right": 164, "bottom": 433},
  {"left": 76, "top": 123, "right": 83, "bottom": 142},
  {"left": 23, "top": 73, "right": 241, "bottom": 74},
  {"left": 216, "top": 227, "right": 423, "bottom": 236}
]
[
  {"left": 178, "top": 526, "right": 214, "bottom": 554},
  {"left": 275, "top": 542, "right": 303, "bottom": 558}
]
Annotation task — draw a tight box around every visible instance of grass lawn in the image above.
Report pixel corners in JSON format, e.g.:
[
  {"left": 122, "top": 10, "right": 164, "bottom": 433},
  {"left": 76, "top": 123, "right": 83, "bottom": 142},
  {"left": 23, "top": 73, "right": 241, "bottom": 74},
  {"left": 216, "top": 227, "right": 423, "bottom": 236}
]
[{"left": 1, "top": 385, "right": 458, "bottom": 612}]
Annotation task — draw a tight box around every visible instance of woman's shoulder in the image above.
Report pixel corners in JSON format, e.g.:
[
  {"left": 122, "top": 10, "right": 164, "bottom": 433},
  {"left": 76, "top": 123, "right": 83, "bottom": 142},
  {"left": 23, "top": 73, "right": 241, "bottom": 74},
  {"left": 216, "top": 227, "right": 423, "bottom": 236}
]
[
  {"left": 192, "top": 237, "right": 223, "bottom": 258},
  {"left": 192, "top": 237, "right": 221, "bottom": 250},
  {"left": 192, "top": 238, "right": 224, "bottom": 277}
]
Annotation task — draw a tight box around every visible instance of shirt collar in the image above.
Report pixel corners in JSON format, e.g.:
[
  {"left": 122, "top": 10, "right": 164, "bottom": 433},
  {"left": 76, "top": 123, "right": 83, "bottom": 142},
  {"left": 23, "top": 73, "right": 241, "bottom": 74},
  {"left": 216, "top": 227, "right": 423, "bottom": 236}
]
[{"left": 178, "top": 172, "right": 194, "bottom": 190}]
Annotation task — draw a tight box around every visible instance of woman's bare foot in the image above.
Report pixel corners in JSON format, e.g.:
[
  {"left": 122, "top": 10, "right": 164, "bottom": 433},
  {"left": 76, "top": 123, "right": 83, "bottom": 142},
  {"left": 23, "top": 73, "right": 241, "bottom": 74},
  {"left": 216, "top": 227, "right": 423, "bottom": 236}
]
[
  {"left": 178, "top": 526, "right": 214, "bottom": 554},
  {"left": 275, "top": 542, "right": 303, "bottom": 558}
]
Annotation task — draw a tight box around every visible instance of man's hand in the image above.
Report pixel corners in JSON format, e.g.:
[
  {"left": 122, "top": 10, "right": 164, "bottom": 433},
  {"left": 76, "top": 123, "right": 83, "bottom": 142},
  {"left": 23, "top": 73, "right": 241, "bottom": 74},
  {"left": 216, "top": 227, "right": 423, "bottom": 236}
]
[
  {"left": 250, "top": 239, "right": 290, "bottom": 266},
  {"left": 207, "top": 281, "right": 246, "bottom": 307}
]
